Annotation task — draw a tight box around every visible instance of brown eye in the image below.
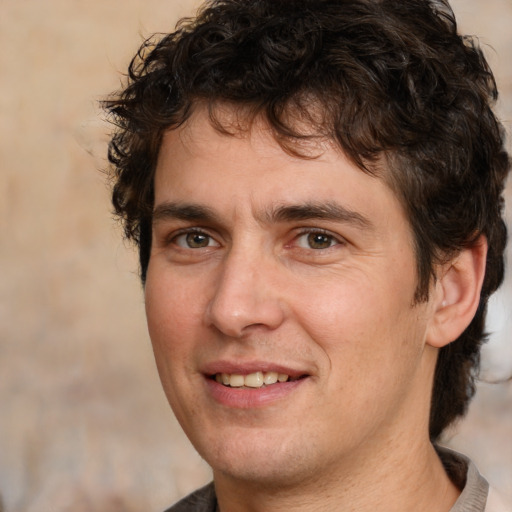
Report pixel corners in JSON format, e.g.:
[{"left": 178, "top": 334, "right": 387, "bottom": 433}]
[
  {"left": 294, "top": 231, "right": 339, "bottom": 250},
  {"left": 174, "top": 231, "right": 218, "bottom": 249},
  {"left": 186, "top": 233, "right": 210, "bottom": 248},
  {"left": 307, "top": 232, "right": 334, "bottom": 249}
]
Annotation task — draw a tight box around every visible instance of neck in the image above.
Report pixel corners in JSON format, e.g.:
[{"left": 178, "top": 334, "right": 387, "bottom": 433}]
[{"left": 213, "top": 433, "right": 460, "bottom": 512}]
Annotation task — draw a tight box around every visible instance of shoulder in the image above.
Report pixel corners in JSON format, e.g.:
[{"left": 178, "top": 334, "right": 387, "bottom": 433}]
[{"left": 163, "top": 482, "right": 217, "bottom": 512}]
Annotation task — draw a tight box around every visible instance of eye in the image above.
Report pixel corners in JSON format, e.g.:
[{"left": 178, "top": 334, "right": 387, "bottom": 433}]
[
  {"left": 173, "top": 231, "right": 219, "bottom": 249},
  {"left": 295, "top": 231, "right": 341, "bottom": 250}
]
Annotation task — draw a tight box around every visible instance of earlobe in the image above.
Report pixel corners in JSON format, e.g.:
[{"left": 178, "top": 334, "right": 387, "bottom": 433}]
[{"left": 426, "top": 236, "right": 488, "bottom": 348}]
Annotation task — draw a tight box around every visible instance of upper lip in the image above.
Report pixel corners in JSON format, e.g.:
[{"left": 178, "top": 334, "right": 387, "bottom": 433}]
[{"left": 202, "top": 360, "right": 309, "bottom": 378}]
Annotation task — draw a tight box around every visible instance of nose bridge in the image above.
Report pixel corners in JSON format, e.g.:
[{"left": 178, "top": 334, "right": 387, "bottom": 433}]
[{"left": 206, "top": 243, "right": 284, "bottom": 337}]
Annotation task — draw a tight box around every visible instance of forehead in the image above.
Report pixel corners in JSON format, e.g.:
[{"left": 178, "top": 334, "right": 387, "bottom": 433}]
[
  {"left": 181, "top": 101, "right": 333, "bottom": 157},
  {"left": 160, "top": 100, "right": 393, "bottom": 176},
  {"left": 178, "top": 100, "right": 388, "bottom": 166},
  {"left": 154, "top": 105, "right": 412, "bottom": 242}
]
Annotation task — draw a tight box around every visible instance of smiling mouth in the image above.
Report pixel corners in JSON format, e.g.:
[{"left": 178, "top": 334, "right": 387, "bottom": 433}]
[{"left": 211, "top": 371, "right": 306, "bottom": 389}]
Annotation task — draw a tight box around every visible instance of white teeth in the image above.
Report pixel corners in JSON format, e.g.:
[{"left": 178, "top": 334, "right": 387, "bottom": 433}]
[
  {"left": 263, "top": 371, "right": 278, "bottom": 385},
  {"left": 229, "top": 374, "right": 245, "bottom": 388},
  {"left": 244, "top": 371, "right": 264, "bottom": 388},
  {"left": 215, "top": 371, "right": 290, "bottom": 388}
]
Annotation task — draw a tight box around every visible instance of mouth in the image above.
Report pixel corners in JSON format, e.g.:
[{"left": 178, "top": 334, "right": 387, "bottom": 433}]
[{"left": 210, "top": 371, "right": 307, "bottom": 389}]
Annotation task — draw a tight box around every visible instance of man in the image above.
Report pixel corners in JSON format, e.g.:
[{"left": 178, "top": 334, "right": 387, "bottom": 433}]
[{"left": 105, "top": 0, "right": 510, "bottom": 510}]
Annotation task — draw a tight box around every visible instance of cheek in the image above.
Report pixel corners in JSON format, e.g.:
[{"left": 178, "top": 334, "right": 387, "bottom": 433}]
[
  {"left": 294, "top": 270, "right": 422, "bottom": 372},
  {"left": 295, "top": 274, "right": 390, "bottom": 344},
  {"left": 147, "top": 259, "right": 208, "bottom": 318},
  {"left": 144, "top": 268, "right": 205, "bottom": 364},
  {"left": 144, "top": 271, "right": 205, "bottom": 418}
]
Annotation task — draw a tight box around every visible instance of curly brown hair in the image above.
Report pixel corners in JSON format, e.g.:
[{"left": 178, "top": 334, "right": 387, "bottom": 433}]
[{"left": 104, "top": 0, "right": 510, "bottom": 441}]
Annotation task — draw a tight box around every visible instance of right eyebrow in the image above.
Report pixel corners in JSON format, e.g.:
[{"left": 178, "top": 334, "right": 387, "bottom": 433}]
[
  {"left": 152, "top": 201, "right": 220, "bottom": 225},
  {"left": 264, "top": 202, "right": 374, "bottom": 231}
]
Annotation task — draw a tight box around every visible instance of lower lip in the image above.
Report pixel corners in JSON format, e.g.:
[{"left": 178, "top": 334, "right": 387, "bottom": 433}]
[{"left": 204, "top": 377, "right": 307, "bottom": 409}]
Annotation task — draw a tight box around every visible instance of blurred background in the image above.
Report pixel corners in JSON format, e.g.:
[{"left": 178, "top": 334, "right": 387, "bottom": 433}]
[{"left": 0, "top": 1, "right": 511, "bottom": 511}]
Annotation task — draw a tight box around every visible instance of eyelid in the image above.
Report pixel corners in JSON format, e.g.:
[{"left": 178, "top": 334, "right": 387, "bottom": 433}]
[
  {"left": 291, "top": 227, "right": 346, "bottom": 249},
  {"left": 166, "top": 227, "right": 220, "bottom": 248}
]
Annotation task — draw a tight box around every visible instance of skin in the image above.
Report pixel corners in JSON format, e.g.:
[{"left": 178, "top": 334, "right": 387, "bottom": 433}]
[{"left": 144, "top": 105, "right": 465, "bottom": 511}]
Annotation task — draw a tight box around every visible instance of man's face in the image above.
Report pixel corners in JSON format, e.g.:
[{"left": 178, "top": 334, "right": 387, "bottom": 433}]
[{"left": 145, "top": 106, "right": 439, "bottom": 487}]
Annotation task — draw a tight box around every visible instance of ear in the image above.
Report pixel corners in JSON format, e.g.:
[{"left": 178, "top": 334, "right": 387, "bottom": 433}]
[{"left": 426, "top": 236, "right": 488, "bottom": 348}]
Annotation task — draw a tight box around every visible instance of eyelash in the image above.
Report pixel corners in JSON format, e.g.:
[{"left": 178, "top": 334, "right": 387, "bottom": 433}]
[
  {"left": 168, "top": 228, "right": 219, "bottom": 249},
  {"left": 165, "top": 227, "right": 344, "bottom": 252},
  {"left": 292, "top": 228, "right": 345, "bottom": 251}
]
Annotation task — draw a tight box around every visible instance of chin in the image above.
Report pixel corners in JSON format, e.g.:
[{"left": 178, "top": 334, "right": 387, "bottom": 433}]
[{"left": 197, "top": 429, "right": 320, "bottom": 488}]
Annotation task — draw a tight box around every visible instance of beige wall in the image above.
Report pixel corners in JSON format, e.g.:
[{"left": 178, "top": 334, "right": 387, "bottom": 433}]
[{"left": 0, "top": 1, "right": 510, "bottom": 510}]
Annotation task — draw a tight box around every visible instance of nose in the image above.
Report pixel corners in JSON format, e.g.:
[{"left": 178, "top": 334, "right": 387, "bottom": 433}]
[{"left": 205, "top": 248, "right": 286, "bottom": 338}]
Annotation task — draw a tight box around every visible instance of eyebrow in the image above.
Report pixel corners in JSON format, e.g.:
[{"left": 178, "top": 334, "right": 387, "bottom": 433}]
[
  {"left": 265, "top": 202, "right": 374, "bottom": 230},
  {"left": 152, "top": 202, "right": 220, "bottom": 224},
  {"left": 152, "top": 200, "right": 373, "bottom": 230}
]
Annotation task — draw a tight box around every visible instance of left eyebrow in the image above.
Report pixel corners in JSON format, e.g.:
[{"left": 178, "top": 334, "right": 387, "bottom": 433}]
[
  {"left": 263, "top": 202, "right": 374, "bottom": 230},
  {"left": 152, "top": 202, "right": 220, "bottom": 225}
]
